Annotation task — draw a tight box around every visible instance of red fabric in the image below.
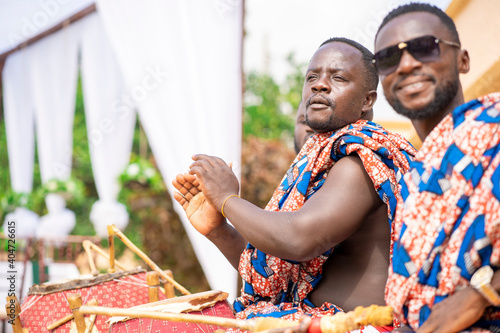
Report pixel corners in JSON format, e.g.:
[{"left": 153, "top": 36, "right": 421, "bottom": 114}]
[
  {"left": 110, "top": 300, "right": 235, "bottom": 332},
  {"left": 20, "top": 272, "right": 166, "bottom": 332}
]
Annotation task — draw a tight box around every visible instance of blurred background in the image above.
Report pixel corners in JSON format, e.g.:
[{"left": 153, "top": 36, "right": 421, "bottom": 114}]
[{"left": 0, "top": 0, "right": 499, "bottom": 324}]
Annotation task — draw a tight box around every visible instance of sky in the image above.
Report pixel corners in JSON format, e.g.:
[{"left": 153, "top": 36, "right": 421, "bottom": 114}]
[{"left": 243, "top": 0, "right": 452, "bottom": 122}]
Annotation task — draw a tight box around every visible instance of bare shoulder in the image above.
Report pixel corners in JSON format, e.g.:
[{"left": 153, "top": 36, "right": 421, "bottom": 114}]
[
  {"left": 293, "top": 154, "right": 384, "bottom": 256},
  {"left": 320, "top": 155, "right": 382, "bottom": 207}
]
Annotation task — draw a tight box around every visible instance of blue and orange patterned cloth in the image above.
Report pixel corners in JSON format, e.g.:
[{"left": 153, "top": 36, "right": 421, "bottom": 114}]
[
  {"left": 232, "top": 120, "right": 416, "bottom": 324},
  {"left": 386, "top": 93, "right": 500, "bottom": 331}
]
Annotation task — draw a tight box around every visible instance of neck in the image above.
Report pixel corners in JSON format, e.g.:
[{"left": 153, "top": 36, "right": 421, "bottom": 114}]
[{"left": 412, "top": 87, "right": 465, "bottom": 141}]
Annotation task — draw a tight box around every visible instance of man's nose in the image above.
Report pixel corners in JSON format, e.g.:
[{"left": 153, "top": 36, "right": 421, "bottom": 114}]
[
  {"left": 395, "top": 49, "right": 423, "bottom": 74},
  {"left": 311, "top": 76, "right": 331, "bottom": 93}
]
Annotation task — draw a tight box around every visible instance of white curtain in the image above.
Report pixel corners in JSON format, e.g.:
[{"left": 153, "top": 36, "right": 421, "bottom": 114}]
[
  {"left": 30, "top": 23, "right": 80, "bottom": 183},
  {"left": 3, "top": 49, "right": 36, "bottom": 194},
  {"left": 80, "top": 12, "right": 134, "bottom": 236},
  {"left": 3, "top": 48, "right": 39, "bottom": 237},
  {"left": 96, "top": 0, "right": 243, "bottom": 299}
]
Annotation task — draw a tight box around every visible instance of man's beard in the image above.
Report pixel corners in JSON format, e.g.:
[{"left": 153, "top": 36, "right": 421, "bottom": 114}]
[
  {"left": 388, "top": 77, "right": 459, "bottom": 120},
  {"left": 306, "top": 113, "right": 336, "bottom": 132},
  {"left": 305, "top": 95, "right": 340, "bottom": 132}
]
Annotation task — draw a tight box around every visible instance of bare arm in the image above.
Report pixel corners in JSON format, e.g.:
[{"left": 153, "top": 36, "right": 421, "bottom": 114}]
[
  {"left": 172, "top": 173, "right": 246, "bottom": 269},
  {"left": 189, "top": 154, "right": 383, "bottom": 261}
]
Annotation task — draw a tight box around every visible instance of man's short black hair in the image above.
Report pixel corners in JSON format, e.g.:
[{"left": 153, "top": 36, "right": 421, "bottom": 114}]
[
  {"left": 376, "top": 2, "right": 460, "bottom": 44},
  {"left": 319, "top": 37, "right": 379, "bottom": 91}
]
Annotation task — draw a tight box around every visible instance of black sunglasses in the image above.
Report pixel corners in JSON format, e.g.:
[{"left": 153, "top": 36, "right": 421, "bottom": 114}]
[{"left": 373, "top": 35, "right": 461, "bottom": 75}]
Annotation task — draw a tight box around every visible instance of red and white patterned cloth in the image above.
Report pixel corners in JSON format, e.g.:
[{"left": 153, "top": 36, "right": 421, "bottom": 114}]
[{"left": 386, "top": 93, "right": 500, "bottom": 331}]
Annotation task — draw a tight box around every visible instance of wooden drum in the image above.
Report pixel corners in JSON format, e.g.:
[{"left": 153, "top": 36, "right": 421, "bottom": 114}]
[
  {"left": 109, "top": 290, "right": 235, "bottom": 333},
  {"left": 20, "top": 268, "right": 166, "bottom": 332}
]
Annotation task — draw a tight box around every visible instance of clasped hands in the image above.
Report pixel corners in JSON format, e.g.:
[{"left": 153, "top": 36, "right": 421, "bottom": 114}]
[{"left": 172, "top": 154, "right": 240, "bottom": 236}]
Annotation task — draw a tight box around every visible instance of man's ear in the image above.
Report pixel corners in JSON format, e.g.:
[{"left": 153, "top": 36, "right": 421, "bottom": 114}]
[
  {"left": 362, "top": 90, "right": 377, "bottom": 113},
  {"left": 458, "top": 49, "right": 470, "bottom": 74}
]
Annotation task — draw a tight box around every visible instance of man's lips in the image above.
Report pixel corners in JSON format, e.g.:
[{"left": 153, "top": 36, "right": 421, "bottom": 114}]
[
  {"left": 307, "top": 95, "right": 331, "bottom": 108},
  {"left": 395, "top": 76, "right": 434, "bottom": 95}
]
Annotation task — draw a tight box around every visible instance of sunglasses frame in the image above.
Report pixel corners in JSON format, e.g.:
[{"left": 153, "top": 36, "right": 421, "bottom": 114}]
[{"left": 373, "top": 35, "right": 461, "bottom": 75}]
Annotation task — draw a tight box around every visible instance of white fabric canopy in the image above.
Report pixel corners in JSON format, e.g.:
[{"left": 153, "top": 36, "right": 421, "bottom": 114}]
[
  {"left": 95, "top": 0, "right": 243, "bottom": 299},
  {"left": 3, "top": 49, "right": 36, "bottom": 194},
  {"left": 80, "top": 13, "right": 134, "bottom": 235},
  {"left": 30, "top": 22, "right": 79, "bottom": 183}
]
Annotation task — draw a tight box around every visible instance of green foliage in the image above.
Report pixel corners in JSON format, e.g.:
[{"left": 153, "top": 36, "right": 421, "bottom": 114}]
[
  {"left": 0, "top": 190, "right": 33, "bottom": 221},
  {"left": 117, "top": 155, "right": 165, "bottom": 195},
  {"left": 243, "top": 53, "right": 307, "bottom": 142}
]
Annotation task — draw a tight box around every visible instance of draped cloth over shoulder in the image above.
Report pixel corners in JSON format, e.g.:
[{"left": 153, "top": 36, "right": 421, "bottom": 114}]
[
  {"left": 232, "top": 120, "right": 416, "bottom": 324},
  {"left": 386, "top": 93, "right": 500, "bottom": 331}
]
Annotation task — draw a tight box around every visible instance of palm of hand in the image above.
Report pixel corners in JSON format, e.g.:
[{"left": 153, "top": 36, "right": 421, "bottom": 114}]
[{"left": 185, "top": 192, "right": 225, "bottom": 236}]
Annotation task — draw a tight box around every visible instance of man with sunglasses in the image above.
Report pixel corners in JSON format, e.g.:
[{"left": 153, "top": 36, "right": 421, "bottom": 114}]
[{"left": 373, "top": 3, "right": 500, "bottom": 332}]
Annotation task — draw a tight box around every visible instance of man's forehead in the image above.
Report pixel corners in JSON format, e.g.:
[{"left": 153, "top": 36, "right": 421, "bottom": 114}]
[
  {"left": 308, "top": 42, "right": 361, "bottom": 69},
  {"left": 375, "top": 12, "right": 448, "bottom": 51}
]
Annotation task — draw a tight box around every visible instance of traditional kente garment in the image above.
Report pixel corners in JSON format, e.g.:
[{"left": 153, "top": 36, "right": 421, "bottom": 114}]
[
  {"left": 386, "top": 93, "right": 500, "bottom": 331},
  {"left": 232, "top": 119, "right": 416, "bottom": 325}
]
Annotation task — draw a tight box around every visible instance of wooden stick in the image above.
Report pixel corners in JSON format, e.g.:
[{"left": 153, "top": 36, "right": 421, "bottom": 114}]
[
  {"left": 47, "top": 299, "right": 98, "bottom": 331},
  {"left": 67, "top": 294, "right": 86, "bottom": 333},
  {"left": 107, "top": 225, "right": 116, "bottom": 274},
  {"left": 84, "top": 299, "right": 98, "bottom": 333},
  {"left": 82, "top": 240, "right": 128, "bottom": 276},
  {"left": 147, "top": 271, "right": 160, "bottom": 303},
  {"left": 6, "top": 295, "right": 23, "bottom": 333},
  {"left": 163, "top": 270, "right": 176, "bottom": 298},
  {"left": 80, "top": 305, "right": 294, "bottom": 332},
  {"left": 83, "top": 240, "right": 99, "bottom": 276},
  {"left": 108, "top": 224, "right": 190, "bottom": 295}
]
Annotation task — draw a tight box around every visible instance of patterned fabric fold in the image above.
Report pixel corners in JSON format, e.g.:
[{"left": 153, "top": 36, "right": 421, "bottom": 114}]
[
  {"left": 232, "top": 120, "right": 416, "bottom": 325},
  {"left": 386, "top": 93, "right": 500, "bottom": 332}
]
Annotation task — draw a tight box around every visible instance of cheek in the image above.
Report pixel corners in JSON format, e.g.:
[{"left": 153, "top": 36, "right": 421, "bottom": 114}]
[{"left": 380, "top": 75, "right": 392, "bottom": 92}]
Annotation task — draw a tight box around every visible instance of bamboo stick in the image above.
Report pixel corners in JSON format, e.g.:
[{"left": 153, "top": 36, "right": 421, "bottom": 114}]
[
  {"left": 68, "top": 294, "right": 86, "bottom": 333},
  {"left": 107, "top": 224, "right": 190, "bottom": 295},
  {"left": 107, "top": 225, "right": 116, "bottom": 274},
  {"left": 82, "top": 240, "right": 128, "bottom": 276},
  {"left": 163, "top": 270, "right": 176, "bottom": 298},
  {"left": 147, "top": 271, "right": 160, "bottom": 303},
  {"left": 80, "top": 305, "right": 294, "bottom": 332}
]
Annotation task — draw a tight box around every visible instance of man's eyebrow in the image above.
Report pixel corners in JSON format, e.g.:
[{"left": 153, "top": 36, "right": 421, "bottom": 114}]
[{"left": 306, "top": 66, "right": 346, "bottom": 73}]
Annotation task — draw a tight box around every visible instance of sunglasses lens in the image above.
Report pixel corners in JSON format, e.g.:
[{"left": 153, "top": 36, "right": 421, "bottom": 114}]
[
  {"left": 374, "top": 35, "right": 441, "bottom": 75},
  {"left": 374, "top": 46, "right": 401, "bottom": 75},
  {"left": 408, "top": 36, "right": 440, "bottom": 62}
]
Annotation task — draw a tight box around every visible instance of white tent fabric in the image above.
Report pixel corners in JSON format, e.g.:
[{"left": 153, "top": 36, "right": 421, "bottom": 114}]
[
  {"left": 1, "top": 0, "right": 95, "bottom": 238},
  {"left": 95, "top": 0, "right": 242, "bottom": 298},
  {"left": 2, "top": 49, "right": 36, "bottom": 194},
  {"left": 30, "top": 22, "right": 79, "bottom": 183},
  {"left": 80, "top": 13, "right": 134, "bottom": 236},
  {"left": 28, "top": 16, "right": 81, "bottom": 238}
]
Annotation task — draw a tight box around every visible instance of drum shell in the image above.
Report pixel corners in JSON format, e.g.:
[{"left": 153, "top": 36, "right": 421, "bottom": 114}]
[{"left": 20, "top": 270, "right": 166, "bottom": 332}]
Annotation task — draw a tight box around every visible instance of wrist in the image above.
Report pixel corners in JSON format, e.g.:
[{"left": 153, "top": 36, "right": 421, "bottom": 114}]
[
  {"left": 205, "top": 219, "right": 230, "bottom": 240},
  {"left": 220, "top": 194, "right": 240, "bottom": 218},
  {"left": 468, "top": 285, "right": 492, "bottom": 311}
]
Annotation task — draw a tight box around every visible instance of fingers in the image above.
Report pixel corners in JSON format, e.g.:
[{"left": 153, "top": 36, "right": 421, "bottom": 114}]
[
  {"left": 172, "top": 173, "right": 201, "bottom": 201},
  {"left": 173, "top": 190, "right": 189, "bottom": 210},
  {"left": 190, "top": 155, "right": 230, "bottom": 175}
]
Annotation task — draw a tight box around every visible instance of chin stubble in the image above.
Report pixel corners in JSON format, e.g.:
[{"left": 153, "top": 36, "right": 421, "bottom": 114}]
[{"left": 388, "top": 77, "right": 459, "bottom": 120}]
